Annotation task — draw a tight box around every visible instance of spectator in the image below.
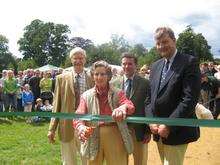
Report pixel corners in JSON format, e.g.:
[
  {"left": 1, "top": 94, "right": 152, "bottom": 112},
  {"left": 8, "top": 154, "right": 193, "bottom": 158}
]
[
  {"left": 139, "top": 64, "right": 150, "bottom": 79},
  {"left": 22, "top": 84, "right": 34, "bottom": 113},
  {"left": 29, "top": 70, "right": 41, "bottom": 104},
  {"left": 213, "top": 66, "right": 220, "bottom": 119},
  {"left": 16, "top": 71, "right": 24, "bottom": 112},
  {"left": 35, "top": 98, "right": 43, "bottom": 112},
  {"left": 0, "top": 85, "right": 4, "bottom": 112},
  {"left": 40, "top": 71, "right": 53, "bottom": 104},
  {"left": 208, "top": 62, "right": 218, "bottom": 76},
  {"left": 41, "top": 99, "right": 53, "bottom": 112},
  {"left": 4, "top": 70, "right": 18, "bottom": 112},
  {"left": 23, "top": 69, "right": 33, "bottom": 85},
  {"left": 22, "top": 84, "right": 34, "bottom": 123},
  {"left": 195, "top": 103, "right": 214, "bottom": 119},
  {"left": 0, "top": 70, "right": 8, "bottom": 111}
]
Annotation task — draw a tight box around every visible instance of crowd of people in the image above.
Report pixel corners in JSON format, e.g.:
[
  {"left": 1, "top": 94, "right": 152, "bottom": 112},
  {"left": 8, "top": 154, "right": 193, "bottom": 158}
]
[
  {"left": 1, "top": 26, "right": 220, "bottom": 165},
  {"left": 0, "top": 68, "right": 63, "bottom": 122}
]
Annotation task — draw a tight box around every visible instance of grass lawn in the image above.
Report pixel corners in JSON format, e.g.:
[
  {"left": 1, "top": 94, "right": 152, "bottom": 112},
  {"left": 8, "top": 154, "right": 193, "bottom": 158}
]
[{"left": 0, "top": 117, "right": 64, "bottom": 165}]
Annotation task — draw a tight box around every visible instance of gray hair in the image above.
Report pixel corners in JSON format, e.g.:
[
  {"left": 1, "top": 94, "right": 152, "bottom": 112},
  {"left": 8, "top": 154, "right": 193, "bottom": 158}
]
[
  {"left": 90, "top": 60, "right": 112, "bottom": 81},
  {"left": 69, "top": 47, "right": 86, "bottom": 59},
  {"left": 154, "top": 27, "right": 176, "bottom": 41}
]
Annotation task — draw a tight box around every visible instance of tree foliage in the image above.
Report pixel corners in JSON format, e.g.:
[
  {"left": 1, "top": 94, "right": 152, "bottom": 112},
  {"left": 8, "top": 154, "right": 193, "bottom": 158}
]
[
  {"left": 130, "top": 44, "right": 147, "bottom": 57},
  {"left": 17, "top": 58, "right": 38, "bottom": 71},
  {"left": 18, "top": 19, "right": 70, "bottom": 67},
  {"left": 138, "top": 47, "right": 160, "bottom": 67},
  {"left": 0, "top": 34, "right": 16, "bottom": 72},
  {"left": 177, "top": 25, "right": 213, "bottom": 61},
  {"left": 69, "top": 37, "right": 94, "bottom": 50}
]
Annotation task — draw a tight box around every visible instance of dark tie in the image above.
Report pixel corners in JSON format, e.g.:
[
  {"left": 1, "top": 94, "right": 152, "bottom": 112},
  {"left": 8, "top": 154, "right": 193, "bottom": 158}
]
[
  {"left": 126, "top": 79, "right": 132, "bottom": 98},
  {"left": 160, "top": 60, "right": 170, "bottom": 89},
  {"left": 75, "top": 74, "right": 81, "bottom": 108}
]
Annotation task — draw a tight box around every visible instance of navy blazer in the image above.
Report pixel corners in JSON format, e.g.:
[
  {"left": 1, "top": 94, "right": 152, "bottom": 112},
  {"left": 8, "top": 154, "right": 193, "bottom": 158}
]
[{"left": 145, "top": 52, "right": 201, "bottom": 145}]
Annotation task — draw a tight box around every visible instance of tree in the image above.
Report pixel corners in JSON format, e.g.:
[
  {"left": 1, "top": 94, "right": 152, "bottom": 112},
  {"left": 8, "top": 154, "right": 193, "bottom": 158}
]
[
  {"left": 194, "top": 33, "right": 213, "bottom": 61},
  {"left": 18, "top": 19, "right": 70, "bottom": 67},
  {"left": 86, "top": 43, "right": 121, "bottom": 66},
  {"left": 110, "top": 34, "right": 131, "bottom": 53},
  {"left": 17, "top": 58, "right": 38, "bottom": 71},
  {"left": 177, "top": 25, "right": 213, "bottom": 61},
  {"left": 138, "top": 47, "right": 160, "bottom": 67},
  {"left": 131, "top": 43, "right": 147, "bottom": 57},
  {"left": 0, "top": 34, "right": 16, "bottom": 72},
  {"left": 69, "top": 37, "right": 94, "bottom": 50}
]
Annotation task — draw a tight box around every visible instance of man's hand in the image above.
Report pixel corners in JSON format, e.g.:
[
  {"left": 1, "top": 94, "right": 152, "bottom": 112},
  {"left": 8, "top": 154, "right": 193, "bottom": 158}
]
[
  {"left": 142, "top": 133, "right": 151, "bottom": 144},
  {"left": 47, "top": 131, "right": 56, "bottom": 144},
  {"left": 158, "top": 124, "right": 170, "bottom": 138},
  {"left": 112, "top": 105, "right": 127, "bottom": 122},
  {"left": 149, "top": 124, "right": 159, "bottom": 134}
]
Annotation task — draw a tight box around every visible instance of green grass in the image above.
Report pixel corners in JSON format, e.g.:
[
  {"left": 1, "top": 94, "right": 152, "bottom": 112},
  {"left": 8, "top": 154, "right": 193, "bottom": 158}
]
[{"left": 0, "top": 117, "right": 62, "bottom": 165}]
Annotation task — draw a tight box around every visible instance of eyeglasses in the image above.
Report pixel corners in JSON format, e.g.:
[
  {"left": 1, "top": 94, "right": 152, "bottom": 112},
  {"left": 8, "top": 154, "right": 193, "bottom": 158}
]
[{"left": 94, "top": 73, "right": 107, "bottom": 76}]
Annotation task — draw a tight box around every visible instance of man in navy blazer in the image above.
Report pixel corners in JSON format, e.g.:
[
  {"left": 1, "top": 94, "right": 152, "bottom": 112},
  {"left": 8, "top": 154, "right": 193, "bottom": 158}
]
[{"left": 145, "top": 27, "right": 201, "bottom": 165}]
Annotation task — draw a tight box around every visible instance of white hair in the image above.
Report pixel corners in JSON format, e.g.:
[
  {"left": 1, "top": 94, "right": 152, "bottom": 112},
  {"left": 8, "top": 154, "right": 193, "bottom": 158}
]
[
  {"left": 24, "top": 84, "right": 30, "bottom": 88},
  {"left": 69, "top": 47, "right": 86, "bottom": 59}
]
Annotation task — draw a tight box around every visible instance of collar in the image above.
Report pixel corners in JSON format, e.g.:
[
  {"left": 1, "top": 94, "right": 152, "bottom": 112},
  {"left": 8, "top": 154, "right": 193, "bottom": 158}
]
[
  {"left": 95, "top": 84, "right": 109, "bottom": 96},
  {"left": 165, "top": 49, "right": 177, "bottom": 64},
  {"left": 123, "top": 74, "right": 135, "bottom": 82},
  {"left": 72, "top": 68, "right": 85, "bottom": 78}
]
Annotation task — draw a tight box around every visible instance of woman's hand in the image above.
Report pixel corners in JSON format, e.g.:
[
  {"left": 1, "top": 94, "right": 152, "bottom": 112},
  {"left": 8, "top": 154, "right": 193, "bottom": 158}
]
[
  {"left": 77, "top": 125, "right": 95, "bottom": 142},
  {"left": 112, "top": 105, "right": 127, "bottom": 122}
]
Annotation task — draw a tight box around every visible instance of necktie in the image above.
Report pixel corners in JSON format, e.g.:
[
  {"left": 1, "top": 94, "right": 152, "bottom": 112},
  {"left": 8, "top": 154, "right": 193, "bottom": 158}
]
[
  {"left": 160, "top": 60, "right": 170, "bottom": 89},
  {"left": 75, "top": 74, "right": 80, "bottom": 93},
  {"left": 126, "top": 79, "right": 132, "bottom": 98},
  {"left": 75, "top": 74, "right": 81, "bottom": 108}
]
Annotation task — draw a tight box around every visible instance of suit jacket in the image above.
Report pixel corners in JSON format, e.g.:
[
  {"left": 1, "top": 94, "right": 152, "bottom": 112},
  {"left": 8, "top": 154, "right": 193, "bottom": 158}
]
[
  {"left": 48, "top": 68, "right": 94, "bottom": 142},
  {"left": 111, "top": 74, "right": 150, "bottom": 141},
  {"left": 145, "top": 52, "right": 201, "bottom": 145}
]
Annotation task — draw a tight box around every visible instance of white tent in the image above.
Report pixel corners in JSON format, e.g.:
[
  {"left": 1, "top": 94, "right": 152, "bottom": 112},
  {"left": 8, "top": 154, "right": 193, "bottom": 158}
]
[{"left": 36, "top": 64, "right": 62, "bottom": 72}]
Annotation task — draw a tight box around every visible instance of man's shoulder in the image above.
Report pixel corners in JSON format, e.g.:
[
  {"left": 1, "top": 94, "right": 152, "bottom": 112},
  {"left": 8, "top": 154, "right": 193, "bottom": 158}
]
[
  {"left": 151, "top": 58, "right": 163, "bottom": 69},
  {"left": 176, "top": 52, "right": 198, "bottom": 63},
  {"left": 56, "top": 71, "right": 72, "bottom": 79},
  {"left": 134, "top": 74, "right": 149, "bottom": 84}
]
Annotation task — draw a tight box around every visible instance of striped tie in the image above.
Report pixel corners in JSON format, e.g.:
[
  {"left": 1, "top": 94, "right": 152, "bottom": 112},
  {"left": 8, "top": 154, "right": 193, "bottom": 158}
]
[{"left": 160, "top": 60, "right": 170, "bottom": 89}]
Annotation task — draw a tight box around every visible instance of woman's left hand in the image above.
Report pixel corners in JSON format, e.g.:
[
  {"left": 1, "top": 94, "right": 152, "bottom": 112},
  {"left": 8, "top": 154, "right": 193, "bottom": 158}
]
[{"left": 112, "top": 105, "right": 127, "bottom": 122}]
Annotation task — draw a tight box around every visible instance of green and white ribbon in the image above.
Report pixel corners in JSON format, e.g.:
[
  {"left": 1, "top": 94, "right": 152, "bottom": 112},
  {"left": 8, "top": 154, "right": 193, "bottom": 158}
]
[{"left": 0, "top": 112, "right": 220, "bottom": 127}]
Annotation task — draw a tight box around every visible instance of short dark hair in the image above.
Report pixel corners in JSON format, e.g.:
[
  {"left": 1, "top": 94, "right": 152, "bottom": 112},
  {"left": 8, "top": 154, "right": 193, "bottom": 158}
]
[
  {"left": 121, "top": 52, "right": 138, "bottom": 65},
  {"left": 154, "top": 27, "right": 176, "bottom": 41}
]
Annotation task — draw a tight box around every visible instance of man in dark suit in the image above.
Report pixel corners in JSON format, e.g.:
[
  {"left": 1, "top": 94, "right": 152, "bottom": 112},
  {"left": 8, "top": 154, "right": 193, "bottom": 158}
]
[
  {"left": 145, "top": 27, "right": 201, "bottom": 165},
  {"left": 112, "top": 53, "right": 151, "bottom": 165}
]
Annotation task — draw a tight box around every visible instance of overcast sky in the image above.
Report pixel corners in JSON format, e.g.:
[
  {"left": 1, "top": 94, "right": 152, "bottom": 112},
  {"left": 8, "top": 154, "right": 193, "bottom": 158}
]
[{"left": 1, "top": 0, "right": 220, "bottom": 58}]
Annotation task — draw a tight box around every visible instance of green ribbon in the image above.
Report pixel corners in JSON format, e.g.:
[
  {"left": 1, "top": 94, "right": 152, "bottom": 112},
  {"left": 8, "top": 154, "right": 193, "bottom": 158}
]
[{"left": 0, "top": 112, "right": 220, "bottom": 127}]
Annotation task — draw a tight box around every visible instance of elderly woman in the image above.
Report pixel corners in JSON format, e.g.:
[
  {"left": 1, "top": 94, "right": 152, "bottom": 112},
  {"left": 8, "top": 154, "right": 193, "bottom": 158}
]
[{"left": 73, "top": 60, "right": 135, "bottom": 165}]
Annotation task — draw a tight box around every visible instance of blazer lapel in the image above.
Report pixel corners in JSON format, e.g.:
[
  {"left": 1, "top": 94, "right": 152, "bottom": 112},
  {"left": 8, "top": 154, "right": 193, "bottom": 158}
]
[
  {"left": 130, "top": 75, "right": 138, "bottom": 99},
  {"left": 158, "top": 68, "right": 175, "bottom": 92},
  {"left": 158, "top": 52, "right": 180, "bottom": 93},
  {"left": 69, "top": 69, "right": 75, "bottom": 95},
  {"left": 154, "top": 60, "right": 164, "bottom": 95}
]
